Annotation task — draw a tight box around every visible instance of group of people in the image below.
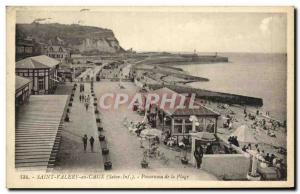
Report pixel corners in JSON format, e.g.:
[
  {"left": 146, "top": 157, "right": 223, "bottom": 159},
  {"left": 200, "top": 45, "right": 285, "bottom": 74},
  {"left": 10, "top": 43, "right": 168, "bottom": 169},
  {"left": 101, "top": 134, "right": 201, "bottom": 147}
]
[
  {"left": 79, "top": 93, "right": 90, "bottom": 111},
  {"left": 246, "top": 108, "right": 285, "bottom": 134},
  {"left": 241, "top": 143, "right": 286, "bottom": 179},
  {"left": 228, "top": 136, "right": 239, "bottom": 147},
  {"left": 223, "top": 114, "right": 234, "bottom": 130},
  {"left": 82, "top": 134, "right": 95, "bottom": 152},
  {"left": 250, "top": 116, "right": 281, "bottom": 138},
  {"left": 241, "top": 144, "right": 280, "bottom": 168}
]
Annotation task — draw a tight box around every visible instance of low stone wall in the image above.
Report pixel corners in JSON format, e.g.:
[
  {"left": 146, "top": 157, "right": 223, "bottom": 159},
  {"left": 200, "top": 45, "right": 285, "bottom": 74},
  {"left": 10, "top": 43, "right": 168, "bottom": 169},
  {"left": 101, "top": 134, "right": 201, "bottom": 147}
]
[{"left": 202, "top": 153, "right": 250, "bottom": 180}]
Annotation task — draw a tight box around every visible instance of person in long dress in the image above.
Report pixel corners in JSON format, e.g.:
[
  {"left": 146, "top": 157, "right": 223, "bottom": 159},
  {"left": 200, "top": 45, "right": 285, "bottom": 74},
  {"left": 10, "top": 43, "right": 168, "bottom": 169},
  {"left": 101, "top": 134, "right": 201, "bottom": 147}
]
[
  {"left": 89, "top": 136, "right": 95, "bottom": 152},
  {"left": 82, "top": 134, "right": 88, "bottom": 151}
]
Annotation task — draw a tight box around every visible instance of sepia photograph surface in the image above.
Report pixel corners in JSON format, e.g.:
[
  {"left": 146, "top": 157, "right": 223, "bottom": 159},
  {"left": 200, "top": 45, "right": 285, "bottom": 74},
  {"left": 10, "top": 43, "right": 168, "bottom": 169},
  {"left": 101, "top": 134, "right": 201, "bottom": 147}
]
[{"left": 6, "top": 6, "right": 294, "bottom": 188}]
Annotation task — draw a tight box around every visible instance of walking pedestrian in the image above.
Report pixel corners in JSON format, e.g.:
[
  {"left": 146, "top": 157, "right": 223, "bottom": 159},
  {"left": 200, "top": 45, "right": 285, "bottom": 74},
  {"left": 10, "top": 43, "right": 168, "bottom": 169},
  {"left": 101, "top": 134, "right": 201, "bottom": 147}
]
[
  {"left": 79, "top": 94, "right": 82, "bottom": 102},
  {"left": 85, "top": 102, "right": 89, "bottom": 111},
  {"left": 194, "top": 145, "right": 204, "bottom": 169},
  {"left": 80, "top": 84, "right": 83, "bottom": 92},
  {"left": 82, "top": 134, "right": 88, "bottom": 151},
  {"left": 89, "top": 136, "right": 95, "bottom": 152}
]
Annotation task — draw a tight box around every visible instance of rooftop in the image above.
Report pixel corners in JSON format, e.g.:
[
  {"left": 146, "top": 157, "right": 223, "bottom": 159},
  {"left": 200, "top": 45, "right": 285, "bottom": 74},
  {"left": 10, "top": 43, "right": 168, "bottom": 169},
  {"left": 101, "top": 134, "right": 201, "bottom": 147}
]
[
  {"left": 47, "top": 45, "right": 67, "bottom": 52},
  {"left": 150, "top": 87, "right": 220, "bottom": 117},
  {"left": 15, "top": 76, "right": 31, "bottom": 91},
  {"left": 16, "top": 55, "right": 60, "bottom": 69},
  {"left": 168, "top": 106, "right": 220, "bottom": 117}
]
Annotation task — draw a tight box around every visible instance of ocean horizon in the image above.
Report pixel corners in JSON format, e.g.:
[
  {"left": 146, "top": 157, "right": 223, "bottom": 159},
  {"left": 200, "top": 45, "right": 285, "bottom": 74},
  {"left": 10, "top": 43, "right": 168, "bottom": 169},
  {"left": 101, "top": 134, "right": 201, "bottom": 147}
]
[{"left": 177, "top": 52, "right": 287, "bottom": 121}]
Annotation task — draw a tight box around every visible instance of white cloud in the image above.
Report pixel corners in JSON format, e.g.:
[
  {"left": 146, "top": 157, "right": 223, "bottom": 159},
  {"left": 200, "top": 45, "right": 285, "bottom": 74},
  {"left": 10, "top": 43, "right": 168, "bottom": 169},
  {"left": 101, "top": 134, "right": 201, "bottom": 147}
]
[{"left": 260, "top": 17, "right": 273, "bottom": 35}]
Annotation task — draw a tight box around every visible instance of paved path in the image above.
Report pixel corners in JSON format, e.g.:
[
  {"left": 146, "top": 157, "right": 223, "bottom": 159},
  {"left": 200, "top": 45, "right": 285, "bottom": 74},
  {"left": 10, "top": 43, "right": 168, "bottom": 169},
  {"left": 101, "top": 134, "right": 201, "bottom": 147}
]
[
  {"left": 94, "top": 81, "right": 218, "bottom": 180},
  {"left": 54, "top": 82, "right": 103, "bottom": 172}
]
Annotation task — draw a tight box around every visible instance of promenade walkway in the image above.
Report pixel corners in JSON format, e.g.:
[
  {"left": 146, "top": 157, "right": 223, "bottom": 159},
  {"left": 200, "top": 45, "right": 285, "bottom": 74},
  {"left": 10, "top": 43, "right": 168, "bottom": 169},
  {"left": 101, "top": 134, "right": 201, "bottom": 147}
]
[
  {"left": 94, "top": 81, "right": 218, "bottom": 180},
  {"left": 54, "top": 82, "right": 103, "bottom": 172}
]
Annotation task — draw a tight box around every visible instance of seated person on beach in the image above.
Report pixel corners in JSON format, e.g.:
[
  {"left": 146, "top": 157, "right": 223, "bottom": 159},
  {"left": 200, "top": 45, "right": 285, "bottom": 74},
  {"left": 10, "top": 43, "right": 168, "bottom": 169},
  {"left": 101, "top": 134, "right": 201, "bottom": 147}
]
[
  {"left": 223, "top": 121, "right": 229, "bottom": 128},
  {"left": 242, "top": 145, "right": 247, "bottom": 152},
  {"left": 228, "top": 136, "right": 233, "bottom": 143},
  {"left": 231, "top": 136, "right": 239, "bottom": 147},
  {"left": 228, "top": 136, "right": 239, "bottom": 147},
  {"left": 267, "top": 154, "right": 276, "bottom": 165},
  {"left": 246, "top": 143, "right": 252, "bottom": 150},
  {"left": 264, "top": 153, "right": 271, "bottom": 163},
  {"left": 271, "top": 155, "right": 279, "bottom": 166},
  {"left": 249, "top": 114, "right": 256, "bottom": 120},
  {"left": 268, "top": 130, "right": 276, "bottom": 137},
  {"left": 233, "top": 136, "right": 239, "bottom": 147}
]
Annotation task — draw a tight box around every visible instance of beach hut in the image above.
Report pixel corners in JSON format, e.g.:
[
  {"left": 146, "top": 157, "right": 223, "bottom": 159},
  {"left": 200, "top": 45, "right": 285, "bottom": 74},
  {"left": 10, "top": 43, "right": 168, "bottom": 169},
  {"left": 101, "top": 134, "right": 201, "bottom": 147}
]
[{"left": 231, "top": 125, "right": 257, "bottom": 143}]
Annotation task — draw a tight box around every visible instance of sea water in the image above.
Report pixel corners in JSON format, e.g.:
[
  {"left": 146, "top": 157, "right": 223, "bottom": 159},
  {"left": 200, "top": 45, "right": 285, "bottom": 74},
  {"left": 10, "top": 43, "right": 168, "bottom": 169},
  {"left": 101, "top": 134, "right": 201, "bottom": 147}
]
[{"left": 177, "top": 53, "right": 287, "bottom": 121}]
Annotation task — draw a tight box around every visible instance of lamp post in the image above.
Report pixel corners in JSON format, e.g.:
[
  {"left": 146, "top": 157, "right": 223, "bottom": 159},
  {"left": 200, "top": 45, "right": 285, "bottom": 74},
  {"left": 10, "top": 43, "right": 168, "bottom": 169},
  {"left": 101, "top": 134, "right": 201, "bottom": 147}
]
[
  {"left": 246, "top": 150, "right": 261, "bottom": 180},
  {"left": 189, "top": 115, "right": 199, "bottom": 132},
  {"left": 72, "top": 64, "right": 75, "bottom": 82},
  {"left": 189, "top": 115, "right": 200, "bottom": 165},
  {"left": 163, "top": 117, "right": 167, "bottom": 132}
]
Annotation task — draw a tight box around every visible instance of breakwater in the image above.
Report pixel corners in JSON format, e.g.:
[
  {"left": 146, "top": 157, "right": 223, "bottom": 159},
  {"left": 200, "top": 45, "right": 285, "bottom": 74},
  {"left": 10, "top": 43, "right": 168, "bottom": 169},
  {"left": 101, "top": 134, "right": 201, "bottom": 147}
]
[
  {"left": 146, "top": 84, "right": 263, "bottom": 107},
  {"left": 136, "top": 55, "right": 228, "bottom": 66}
]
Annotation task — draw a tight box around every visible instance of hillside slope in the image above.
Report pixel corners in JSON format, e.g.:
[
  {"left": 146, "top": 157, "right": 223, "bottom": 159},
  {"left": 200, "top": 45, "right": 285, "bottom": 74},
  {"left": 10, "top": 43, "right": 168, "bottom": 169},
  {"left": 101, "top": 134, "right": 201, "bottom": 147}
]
[{"left": 16, "top": 22, "right": 125, "bottom": 53}]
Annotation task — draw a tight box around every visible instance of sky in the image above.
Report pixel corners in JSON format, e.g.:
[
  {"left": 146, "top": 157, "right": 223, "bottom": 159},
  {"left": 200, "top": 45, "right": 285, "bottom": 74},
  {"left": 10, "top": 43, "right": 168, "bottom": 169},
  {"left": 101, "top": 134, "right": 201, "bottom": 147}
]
[{"left": 16, "top": 8, "right": 287, "bottom": 53}]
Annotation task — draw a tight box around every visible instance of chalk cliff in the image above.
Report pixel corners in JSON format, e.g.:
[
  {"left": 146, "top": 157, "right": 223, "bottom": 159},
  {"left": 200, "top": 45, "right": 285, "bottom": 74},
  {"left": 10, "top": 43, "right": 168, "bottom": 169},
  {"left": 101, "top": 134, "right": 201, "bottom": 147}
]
[{"left": 16, "top": 22, "right": 124, "bottom": 54}]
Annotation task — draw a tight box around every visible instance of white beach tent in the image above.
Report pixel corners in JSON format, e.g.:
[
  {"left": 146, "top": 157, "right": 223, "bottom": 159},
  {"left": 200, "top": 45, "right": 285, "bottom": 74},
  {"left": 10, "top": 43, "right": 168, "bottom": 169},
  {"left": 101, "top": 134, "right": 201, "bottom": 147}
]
[{"left": 231, "top": 125, "right": 257, "bottom": 143}]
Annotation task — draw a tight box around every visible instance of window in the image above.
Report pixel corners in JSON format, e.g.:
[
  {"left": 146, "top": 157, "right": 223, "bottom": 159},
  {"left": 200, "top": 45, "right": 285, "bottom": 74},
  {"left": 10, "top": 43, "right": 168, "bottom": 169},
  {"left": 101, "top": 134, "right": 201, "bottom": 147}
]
[
  {"left": 173, "top": 119, "right": 183, "bottom": 134},
  {"left": 25, "top": 47, "right": 33, "bottom": 54},
  {"left": 38, "top": 77, "right": 44, "bottom": 90},
  {"left": 16, "top": 46, "right": 25, "bottom": 53},
  {"left": 49, "top": 47, "right": 54, "bottom": 52},
  {"left": 184, "top": 119, "right": 192, "bottom": 133},
  {"left": 59, "top": 47, "right": 63, "bottom": 52}
]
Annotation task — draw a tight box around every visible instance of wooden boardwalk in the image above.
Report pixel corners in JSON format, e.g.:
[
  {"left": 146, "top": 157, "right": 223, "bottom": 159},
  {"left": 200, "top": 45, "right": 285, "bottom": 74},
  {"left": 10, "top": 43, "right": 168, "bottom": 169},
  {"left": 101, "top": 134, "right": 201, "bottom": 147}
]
[{"left": 15, "top": 95, "right": 68, "bottom": 171}]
